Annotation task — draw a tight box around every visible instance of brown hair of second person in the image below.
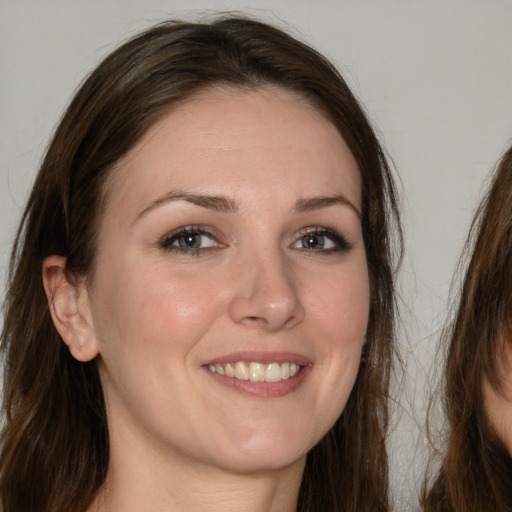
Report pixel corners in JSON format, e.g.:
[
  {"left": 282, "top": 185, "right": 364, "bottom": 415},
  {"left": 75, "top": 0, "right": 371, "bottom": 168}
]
[{"left": 422, "top": 145, "right": 512, "bottom": 511}]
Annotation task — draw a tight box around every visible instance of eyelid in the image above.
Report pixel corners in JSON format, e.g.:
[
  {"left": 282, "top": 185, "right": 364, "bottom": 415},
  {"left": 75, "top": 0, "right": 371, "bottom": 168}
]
[
  {"left": 158, "top": 225, "right": 225, "bottom": 254},
  {"left": 293, "top": 226, "right": 352, "bottom": 252}
]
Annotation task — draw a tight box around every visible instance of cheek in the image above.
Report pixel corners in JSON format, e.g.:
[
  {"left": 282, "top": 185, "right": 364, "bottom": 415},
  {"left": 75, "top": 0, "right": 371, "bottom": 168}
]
[
  {"left": 282, "top": 249, "right": 370, "bottom": 392},
  {"left": 90, "top": 264, "right": 228, "bottom": 427},
  {"left": 91, "top": 259, "right": 228, "bottom": 363},
  {"left": 302, "top": 261, "right": 369, "bottom": 418},
  {"left": 308, "top": 263, "right": 369, "bottom": 339}
]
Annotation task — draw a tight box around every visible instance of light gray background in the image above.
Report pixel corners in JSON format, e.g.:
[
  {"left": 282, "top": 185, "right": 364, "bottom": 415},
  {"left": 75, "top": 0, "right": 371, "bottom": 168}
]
[{"left": 1, "top": 1, "right": 511, "bottom": 510}]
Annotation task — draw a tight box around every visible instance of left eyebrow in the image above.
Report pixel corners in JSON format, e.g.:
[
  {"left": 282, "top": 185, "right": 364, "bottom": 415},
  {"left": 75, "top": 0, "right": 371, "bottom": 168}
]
[{"left": 294, "top": 194, "right": 361, "bottom": 219}]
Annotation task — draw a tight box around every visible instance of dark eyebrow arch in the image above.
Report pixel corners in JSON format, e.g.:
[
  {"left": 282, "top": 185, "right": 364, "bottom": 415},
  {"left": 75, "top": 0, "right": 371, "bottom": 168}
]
[
  {"left": 294, "top": 194, "right": 361, "bottom": 219},
  {"left": 135, "top": 192, "right": 238, "bottom": 222}
]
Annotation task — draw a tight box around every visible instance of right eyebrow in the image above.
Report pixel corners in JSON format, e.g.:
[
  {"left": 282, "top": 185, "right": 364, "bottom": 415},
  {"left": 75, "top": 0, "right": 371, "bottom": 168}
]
[{"left": 134, "top": 191, "right": 238, "bottom": 224}]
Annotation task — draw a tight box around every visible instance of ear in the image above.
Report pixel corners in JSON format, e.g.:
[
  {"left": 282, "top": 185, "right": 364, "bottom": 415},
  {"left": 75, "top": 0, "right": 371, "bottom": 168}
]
[{"left": 42, "top": 255, "right": 99, "bottom": 362}]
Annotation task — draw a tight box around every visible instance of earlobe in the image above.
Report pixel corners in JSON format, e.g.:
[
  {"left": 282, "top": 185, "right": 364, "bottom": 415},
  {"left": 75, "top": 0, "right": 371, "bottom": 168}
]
[{"left": 42, "top": 255, "right": 99, "bottom": 362}]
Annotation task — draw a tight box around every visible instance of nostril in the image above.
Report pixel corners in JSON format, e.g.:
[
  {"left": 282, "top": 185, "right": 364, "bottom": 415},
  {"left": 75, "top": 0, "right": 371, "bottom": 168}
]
[{"left": 241, "top": 315, "right": 269, "bottom": 326}]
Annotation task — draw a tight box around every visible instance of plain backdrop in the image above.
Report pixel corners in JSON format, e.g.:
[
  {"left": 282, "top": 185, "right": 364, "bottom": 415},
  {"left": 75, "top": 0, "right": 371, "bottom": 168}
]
[{"left": 1, "top": 1, "right": 511, "bottom": 510}]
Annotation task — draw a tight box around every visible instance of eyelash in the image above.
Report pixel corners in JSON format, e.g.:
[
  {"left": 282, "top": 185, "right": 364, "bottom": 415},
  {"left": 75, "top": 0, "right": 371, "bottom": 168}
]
[
  {"left": 158, "top": 225, "right": 351, "bottom": 256},
  {"left": 159, "top": 225, "right": 221, "bottom": 256},
  {"left": 295, "top": 227, "right": 351, "bottom": 253}
]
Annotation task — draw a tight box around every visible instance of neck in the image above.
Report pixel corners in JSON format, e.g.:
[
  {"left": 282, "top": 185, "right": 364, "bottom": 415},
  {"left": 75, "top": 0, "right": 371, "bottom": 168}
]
[
  {"left": 89, "top": 433, "right": 305, "bottom": 512},
  {"left": 91, "top": 462, "right": 304, "bottom": 512}
]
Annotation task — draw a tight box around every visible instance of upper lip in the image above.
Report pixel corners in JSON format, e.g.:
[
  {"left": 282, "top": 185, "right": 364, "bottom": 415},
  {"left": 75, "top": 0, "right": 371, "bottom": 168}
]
[{"left": 202, "top": 351, "right": 313, "bottom": 367}]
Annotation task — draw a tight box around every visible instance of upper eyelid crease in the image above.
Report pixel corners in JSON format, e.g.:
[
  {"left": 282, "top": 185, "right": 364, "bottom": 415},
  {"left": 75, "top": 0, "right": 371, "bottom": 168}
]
[{"left": 160, "top": 225, "right": 216, "bottom": 242}]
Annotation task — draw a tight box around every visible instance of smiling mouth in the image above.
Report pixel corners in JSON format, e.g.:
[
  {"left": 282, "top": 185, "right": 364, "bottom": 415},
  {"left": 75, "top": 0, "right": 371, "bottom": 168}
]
[{"left": 207, "top": 361, "right": 305, "bottom": 382}]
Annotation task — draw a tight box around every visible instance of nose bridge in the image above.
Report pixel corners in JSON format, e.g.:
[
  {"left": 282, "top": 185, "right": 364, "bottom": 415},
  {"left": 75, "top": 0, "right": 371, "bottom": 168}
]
[{"left": 229, "top": 242, "right": 304, "bottom": 331}]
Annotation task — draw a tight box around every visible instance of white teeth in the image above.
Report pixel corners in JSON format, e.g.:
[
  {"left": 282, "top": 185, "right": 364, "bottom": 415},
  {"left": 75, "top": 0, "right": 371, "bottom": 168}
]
[
  {"left": 249, "top": 362, "right": 265, "bottom": 382},
  {"left": 224, "top": 362, "right": 235, "bottom": 377},
  {"left": 235, "top": 361, "right": 249, "bottom": 380},
  {"left": 265, "top": 362, "right": 282, "bottom": 382},
  {"left": 208, "top": 361, "right": 304, "bottom": 382}
]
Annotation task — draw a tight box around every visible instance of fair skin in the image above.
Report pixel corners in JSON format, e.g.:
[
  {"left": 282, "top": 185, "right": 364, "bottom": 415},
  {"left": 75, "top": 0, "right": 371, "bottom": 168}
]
[
  {"left": 483, "top": 344, "right": 512, "bottom": 454},
  {"left": 43, "top": 86, "right": 369, "bottom": 512}
]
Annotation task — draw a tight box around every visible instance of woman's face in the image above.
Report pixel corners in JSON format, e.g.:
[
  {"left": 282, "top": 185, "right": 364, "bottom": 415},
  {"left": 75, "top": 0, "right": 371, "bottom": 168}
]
[{"left": 85, "top": 87, "right": 369, "bottom": 474}]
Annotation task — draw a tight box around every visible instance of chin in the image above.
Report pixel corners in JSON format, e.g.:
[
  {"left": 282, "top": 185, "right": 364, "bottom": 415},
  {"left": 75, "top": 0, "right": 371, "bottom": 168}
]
[
  {"left": 202, "top": 431, "right": 314, "bottom": 475},
  {"left": 213, "top": 450, "right": 308, "bottom": 475}
]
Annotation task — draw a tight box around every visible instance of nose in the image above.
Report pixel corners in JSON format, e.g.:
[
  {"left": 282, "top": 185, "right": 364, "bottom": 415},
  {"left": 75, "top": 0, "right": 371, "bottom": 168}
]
[{"left": 228, "top": 251, "right": 305, "bottom": 332}]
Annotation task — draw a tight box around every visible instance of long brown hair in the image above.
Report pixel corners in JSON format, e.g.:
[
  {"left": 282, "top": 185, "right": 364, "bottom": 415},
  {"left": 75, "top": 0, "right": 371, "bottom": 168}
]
[
  {"left": 422, "top": 145, "right": 512, "bottom": 511},
  {"left": 1, "top": 16, "right": 402, "bottom": 512}
]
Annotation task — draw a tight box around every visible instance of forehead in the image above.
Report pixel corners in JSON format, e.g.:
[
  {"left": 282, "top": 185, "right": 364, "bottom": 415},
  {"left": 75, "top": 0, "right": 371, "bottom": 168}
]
[{"left": 104, "top": 86, "right": 361, "bottom": 217}]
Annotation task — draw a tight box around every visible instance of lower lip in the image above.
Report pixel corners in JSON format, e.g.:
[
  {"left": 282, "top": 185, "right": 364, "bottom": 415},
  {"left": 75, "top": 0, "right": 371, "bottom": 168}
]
[{"left": 204, "top": 365, "right": 312, "bottom": 399}]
